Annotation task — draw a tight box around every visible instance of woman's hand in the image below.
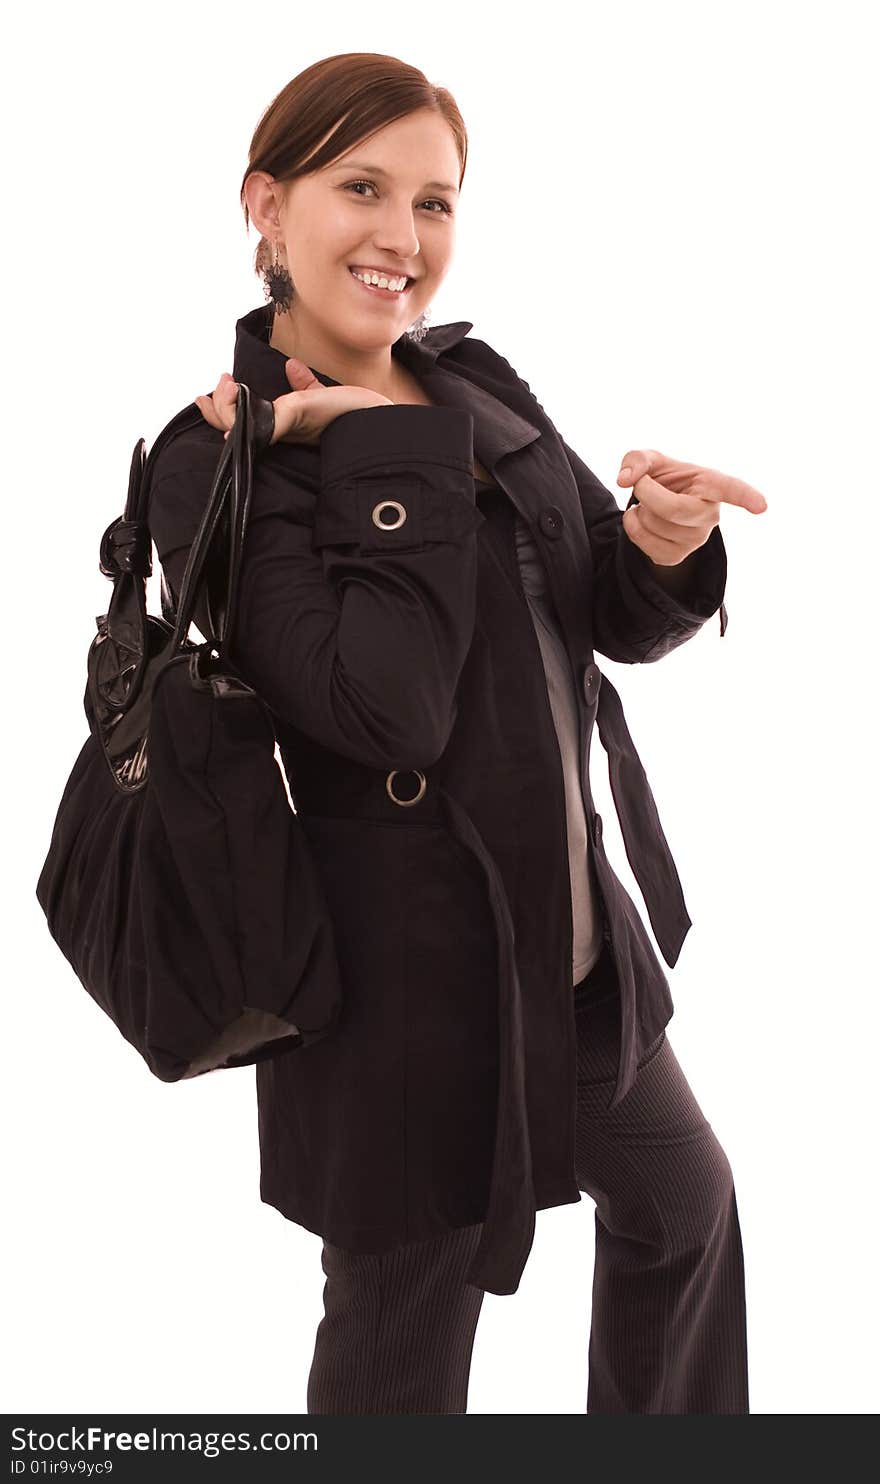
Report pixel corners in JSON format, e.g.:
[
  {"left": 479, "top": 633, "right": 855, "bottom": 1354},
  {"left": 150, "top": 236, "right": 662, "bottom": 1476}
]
[
  {"left": 616, "top": 449, "right": 768, "bottom": 565},
  {"left": 194, "top": 357, "right": 394, "bottom": 447}
]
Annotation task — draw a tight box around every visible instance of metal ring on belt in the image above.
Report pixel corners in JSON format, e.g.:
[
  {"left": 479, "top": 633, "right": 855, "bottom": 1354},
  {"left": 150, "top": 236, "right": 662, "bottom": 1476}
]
[{"left": 385, "top": 769, "right": 427, "bottom": 806}]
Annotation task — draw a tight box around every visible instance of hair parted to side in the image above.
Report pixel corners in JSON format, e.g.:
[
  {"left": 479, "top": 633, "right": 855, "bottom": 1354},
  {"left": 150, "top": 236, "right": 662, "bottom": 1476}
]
[{"left": 240, "top": 52, "right": 468, "bottom": 279}]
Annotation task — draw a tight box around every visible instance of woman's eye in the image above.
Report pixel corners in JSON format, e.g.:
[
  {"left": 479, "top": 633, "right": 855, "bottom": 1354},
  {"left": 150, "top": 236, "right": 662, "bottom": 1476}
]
[{"left": 344, "top": 181, "right": 452, "bottom": 215}]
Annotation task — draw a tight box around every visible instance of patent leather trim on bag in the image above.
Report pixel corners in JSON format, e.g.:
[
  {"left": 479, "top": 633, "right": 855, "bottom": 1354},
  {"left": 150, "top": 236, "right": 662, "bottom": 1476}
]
[{"left": 87, "top": 385, "right": 274, "bottom": 792}]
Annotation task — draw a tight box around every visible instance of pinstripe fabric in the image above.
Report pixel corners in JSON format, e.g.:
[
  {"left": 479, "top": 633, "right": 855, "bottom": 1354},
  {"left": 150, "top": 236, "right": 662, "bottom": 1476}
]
[
  {"left": 306, "top": 1224, "right": 485, "bottom": 1414},
  {"left": 307, "top": 978, "right": 748, "bottom": 1414},
  {"left": 573, "top": 990, "right": 749, "bottom": 1413}
]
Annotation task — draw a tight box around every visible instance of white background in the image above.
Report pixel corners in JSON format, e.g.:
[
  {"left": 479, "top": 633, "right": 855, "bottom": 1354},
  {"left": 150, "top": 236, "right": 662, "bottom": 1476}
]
[{"left": 4, "top": 0, "right": 878, "bottom": 1417}]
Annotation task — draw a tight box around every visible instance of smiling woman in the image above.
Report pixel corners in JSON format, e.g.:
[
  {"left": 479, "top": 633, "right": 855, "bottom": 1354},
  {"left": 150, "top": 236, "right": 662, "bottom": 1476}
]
[
  {"left": 237, "top": 60, "right": 465, "bottom": 403},
  {"left": 150, "top": 49, "right": 749, "bottom": 1418}
]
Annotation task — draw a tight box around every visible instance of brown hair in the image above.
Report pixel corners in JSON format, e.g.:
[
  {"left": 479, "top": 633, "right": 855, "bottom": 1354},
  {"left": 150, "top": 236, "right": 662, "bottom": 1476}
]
[{"left": 240, "top": 53, "right": 468, "bottom": 279}]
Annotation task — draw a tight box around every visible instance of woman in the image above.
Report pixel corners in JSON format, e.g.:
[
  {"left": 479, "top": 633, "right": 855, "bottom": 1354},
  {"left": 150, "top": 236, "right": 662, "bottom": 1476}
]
[{"left": 149, "top": 52, "right": 766, "bottom": 1414}]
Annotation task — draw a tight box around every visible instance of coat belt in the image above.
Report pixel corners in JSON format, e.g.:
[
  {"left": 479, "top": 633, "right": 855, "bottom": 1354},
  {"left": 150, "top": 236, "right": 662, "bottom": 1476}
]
[
  {"left": 434, "top": 785, "right": 537, "bottom": 1296},
  {"left": 593, "top": 672, "right": 692, "bottom": 969}
]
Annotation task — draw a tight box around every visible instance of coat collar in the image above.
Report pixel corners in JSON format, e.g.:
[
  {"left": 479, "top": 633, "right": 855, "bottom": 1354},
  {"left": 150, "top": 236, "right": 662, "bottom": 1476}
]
[{"left": 231, "top": 302, "right": 541, "bottom": 476}]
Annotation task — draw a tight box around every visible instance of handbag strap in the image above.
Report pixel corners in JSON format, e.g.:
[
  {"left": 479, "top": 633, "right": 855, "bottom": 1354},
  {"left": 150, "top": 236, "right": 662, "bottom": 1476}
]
[
  {"left": 92, "top": 381, "right": 274, "bottom": 720},
  {"left": 167, "top": 379, "right": 263, "bottom": 659}
]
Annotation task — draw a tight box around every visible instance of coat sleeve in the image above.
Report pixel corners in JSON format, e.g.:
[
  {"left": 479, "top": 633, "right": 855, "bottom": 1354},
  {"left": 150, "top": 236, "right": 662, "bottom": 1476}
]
[
  {"left": 560, "top": 435, "right": 729, "bottom": 664},
  {"left": 148, "top": 403, "right": 483, "bottom": 770}
]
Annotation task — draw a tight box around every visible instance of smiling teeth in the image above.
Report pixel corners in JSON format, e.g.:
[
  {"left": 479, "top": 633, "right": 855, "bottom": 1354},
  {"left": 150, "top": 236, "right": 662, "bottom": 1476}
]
[{"left": 350, "top": 268, "right": 408, "bottom": 291}]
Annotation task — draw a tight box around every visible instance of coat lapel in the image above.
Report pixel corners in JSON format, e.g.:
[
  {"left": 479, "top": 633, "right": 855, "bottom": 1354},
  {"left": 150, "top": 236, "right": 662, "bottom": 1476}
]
[
  {"left": 395, "top": 330, "right": 590, "bottom": 537},
  {"left": 396, "top": 329, "right": 541, "bottom": 471}
]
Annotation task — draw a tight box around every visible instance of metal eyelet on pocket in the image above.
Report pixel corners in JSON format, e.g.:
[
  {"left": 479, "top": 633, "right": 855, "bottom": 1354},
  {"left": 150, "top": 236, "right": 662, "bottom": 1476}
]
[
  {"left": 371, "top": 500, "right": 407, "bottom": 531},
  {"left": 385, "top": 769, "right": 426, "bottom": 806}
]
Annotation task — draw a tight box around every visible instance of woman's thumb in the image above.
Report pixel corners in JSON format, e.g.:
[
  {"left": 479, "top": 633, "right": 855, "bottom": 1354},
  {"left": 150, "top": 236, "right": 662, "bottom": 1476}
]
[{"left": 286, "top": 356, "right": 317, "bottom": 388}]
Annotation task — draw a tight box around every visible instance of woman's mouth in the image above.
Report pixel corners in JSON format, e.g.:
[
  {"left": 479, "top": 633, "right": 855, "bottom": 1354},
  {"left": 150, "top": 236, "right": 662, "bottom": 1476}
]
[{"left": 348, "top": 266, "right": 413, "bottom": 300}]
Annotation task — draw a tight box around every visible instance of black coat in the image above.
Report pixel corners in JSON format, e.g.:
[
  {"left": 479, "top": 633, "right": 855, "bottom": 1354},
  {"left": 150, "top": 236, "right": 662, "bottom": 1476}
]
[{"left": 148, "top": 301, "right": 728, "bottom": 1296}]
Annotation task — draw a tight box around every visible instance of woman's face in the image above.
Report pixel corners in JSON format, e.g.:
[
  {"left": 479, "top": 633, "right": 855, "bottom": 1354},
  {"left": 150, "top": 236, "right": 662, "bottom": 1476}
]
[{"left": 252, "top": 108, "right": 461, "bottom": 353}]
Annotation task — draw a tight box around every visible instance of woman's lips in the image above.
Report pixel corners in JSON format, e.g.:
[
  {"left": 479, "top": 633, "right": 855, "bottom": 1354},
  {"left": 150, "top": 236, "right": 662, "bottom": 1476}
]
[{"left": 348, "top": 268, "right": 412, "bottom": 301}]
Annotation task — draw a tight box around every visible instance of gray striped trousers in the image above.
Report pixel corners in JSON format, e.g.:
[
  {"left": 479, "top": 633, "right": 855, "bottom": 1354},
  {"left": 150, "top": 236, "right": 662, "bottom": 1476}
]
[{"left": 306, "top": 971, "right": 749, "bottom": 1414}]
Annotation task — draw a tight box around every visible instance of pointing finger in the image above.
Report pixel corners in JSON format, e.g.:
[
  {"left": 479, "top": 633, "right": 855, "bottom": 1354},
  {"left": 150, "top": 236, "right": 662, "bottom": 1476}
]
[
  {"left": 617, "top": 449, "right": 768, "bottom": 515},
  {"left": 707, "top": 470, "right": 768, "bottom": 514}
]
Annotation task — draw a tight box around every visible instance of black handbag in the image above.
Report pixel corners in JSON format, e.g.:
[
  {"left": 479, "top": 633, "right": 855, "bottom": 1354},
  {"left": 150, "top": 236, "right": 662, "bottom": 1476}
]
[{"left": 36, "top": 382, "right": 343, "bottom": 1081}]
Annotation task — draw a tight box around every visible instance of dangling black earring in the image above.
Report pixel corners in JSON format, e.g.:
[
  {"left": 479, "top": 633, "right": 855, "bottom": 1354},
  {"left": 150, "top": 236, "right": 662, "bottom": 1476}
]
[{"left": 261, "top": 237, "right": 294, "bottom": 316}]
